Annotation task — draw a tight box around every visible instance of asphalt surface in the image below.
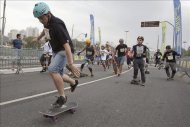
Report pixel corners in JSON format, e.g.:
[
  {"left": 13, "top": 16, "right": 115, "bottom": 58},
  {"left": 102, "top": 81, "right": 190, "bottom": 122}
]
[{"left": 0, "top": 65, "right": 190, "bottom": 127}]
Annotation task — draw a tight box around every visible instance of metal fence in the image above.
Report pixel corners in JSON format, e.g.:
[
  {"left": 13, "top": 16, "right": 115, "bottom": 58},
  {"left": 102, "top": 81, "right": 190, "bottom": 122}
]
[
  {"left": 0, "top": 47, "right": 85, "bottom": 69},
  {"left": 0, "top": 47, "right": 43, "bottom": 69},
  {"left": 177, "top": 57, "right": 190, "bottom": 78}
]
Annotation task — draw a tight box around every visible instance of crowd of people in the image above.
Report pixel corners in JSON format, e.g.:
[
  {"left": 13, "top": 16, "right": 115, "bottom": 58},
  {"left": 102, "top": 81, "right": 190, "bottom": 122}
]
[{"left": 8, "top": 2, "right": 181, "bottom": 108}]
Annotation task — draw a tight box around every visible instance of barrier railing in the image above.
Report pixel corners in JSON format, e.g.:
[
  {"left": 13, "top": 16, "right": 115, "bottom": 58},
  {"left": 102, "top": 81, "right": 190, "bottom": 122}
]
[
  {"left": 177, "top": 57, "right": 190, "bottom": 78},
  {"left": 0, "top": 47, "right": 85, "bottom": 69}
]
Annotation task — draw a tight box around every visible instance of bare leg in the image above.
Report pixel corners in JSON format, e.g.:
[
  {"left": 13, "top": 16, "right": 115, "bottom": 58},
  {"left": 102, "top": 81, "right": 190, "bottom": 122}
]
[
  {"left": 49, "top": 72, "right": 65, "bottom": 97},
  {"left": 62, "top": 74, "right": 75, "bottom": 85}
]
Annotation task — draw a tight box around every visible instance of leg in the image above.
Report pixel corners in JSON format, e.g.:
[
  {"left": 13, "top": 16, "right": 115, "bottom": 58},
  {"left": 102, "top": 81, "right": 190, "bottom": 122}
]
[
  {"left": 133, "top": 59, "right": 139, "bottom": 79},
  {"left": 139, "top": 59, "right": 146, "bottom": 83},
  {"left": 170, "top": 63, "right": 176, "bottom": 78},
  {"left": 62, "top": 74, "right": 79, "bottom": 92},
  {"left": 48, "top": 51, "right": 68, "bottom": 107},
  {"left": 165, "top": 63, "right": 170, "bottom": 78},
  {"left": 49, "top": 72, "right": 66, "bottom": 97}
]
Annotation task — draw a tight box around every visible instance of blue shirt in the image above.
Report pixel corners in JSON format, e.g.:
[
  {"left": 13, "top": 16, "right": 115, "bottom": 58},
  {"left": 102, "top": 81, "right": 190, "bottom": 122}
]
[{"left": 13, "top": 39, "right": 22, "bottom": 49}]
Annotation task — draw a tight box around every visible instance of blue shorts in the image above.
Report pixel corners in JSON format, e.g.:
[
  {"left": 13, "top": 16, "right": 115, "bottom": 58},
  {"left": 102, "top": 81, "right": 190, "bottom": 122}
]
[
  {"left": 117, "top": 56, "right": 125, "bottom": 65},
  {"left": 48, "top": 50, "right": 67, "bottom": 76}
]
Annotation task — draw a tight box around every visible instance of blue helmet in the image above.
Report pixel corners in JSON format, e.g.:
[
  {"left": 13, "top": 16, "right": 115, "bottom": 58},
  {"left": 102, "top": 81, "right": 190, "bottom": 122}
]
[{"left": 33, "top": 2, "right": 50, "bottom": 18}]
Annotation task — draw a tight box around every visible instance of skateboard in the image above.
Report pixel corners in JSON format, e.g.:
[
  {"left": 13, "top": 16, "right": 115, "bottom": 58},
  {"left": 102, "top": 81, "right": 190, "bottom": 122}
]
[
  {"left": 130, "top": 79, "right": 141, "bottom": 85},
  {"left": 39, "top": 102, "right": 78, "bottom": 121}
]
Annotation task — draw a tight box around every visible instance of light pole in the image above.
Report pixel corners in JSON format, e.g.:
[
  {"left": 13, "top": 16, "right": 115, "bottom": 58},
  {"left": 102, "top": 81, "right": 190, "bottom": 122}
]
[
  {"left": 125, "top": 31, "right": 129, "bottom": 44},
  {"left": 1, "top": 0, "right": 7, "bottom": 46},
  {"left": 183, "top": 41, "right": 187, "bottom": 56}
]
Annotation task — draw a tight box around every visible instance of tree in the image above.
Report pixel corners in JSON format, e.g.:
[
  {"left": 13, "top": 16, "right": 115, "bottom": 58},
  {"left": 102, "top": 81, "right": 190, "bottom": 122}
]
[{"left": 23, "top": 36, "right": 41, "bottom": 49}]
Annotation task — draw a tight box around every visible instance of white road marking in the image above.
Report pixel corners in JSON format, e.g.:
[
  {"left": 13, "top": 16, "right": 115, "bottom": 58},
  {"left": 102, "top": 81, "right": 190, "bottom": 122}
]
[{"left": 0, "top": 69, "right": 132, "bottom": 106}]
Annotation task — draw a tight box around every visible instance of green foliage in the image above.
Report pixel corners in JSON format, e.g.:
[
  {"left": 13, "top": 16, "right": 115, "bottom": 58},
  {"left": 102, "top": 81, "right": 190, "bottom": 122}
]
[{"left": 23, "top": 36, "right": 41, "bottom": 49}]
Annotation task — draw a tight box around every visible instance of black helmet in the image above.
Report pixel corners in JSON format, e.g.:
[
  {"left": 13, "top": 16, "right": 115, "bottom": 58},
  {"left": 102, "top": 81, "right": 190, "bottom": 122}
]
[{"left": 166, "top": 45, "right": 171, "bottom": 49}]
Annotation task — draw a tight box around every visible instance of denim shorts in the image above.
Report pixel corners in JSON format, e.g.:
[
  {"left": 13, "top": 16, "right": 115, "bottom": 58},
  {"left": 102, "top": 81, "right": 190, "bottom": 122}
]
[
  {"left": 117, "top": 56, "right": 125, "bottom": 65},
  {"left": 48, "top": 50, "right": 67, "bottom": 76}
]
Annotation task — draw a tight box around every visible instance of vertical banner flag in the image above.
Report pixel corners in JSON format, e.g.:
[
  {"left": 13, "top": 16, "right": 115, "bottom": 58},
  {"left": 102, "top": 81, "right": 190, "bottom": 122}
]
[
  {"left": 161, "top": 22, "right": 167, "bottom": 54},
  {"left": 90, "top": 14, "right": 95, "bottom": 45},
  {"left": 173, "top": 0, "right": 182, "bottom": 55},
  {"left": 98, "top": 27, "right": 101, "bottom": 46}
]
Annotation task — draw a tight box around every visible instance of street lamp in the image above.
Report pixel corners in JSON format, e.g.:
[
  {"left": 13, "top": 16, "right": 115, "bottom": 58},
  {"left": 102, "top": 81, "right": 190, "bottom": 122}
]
[
  {"left": 183, "top": 41, "right": 187, "bottom": 56},
  {"left": 125, "top": 31, "right": 129, "bottom": 44}
]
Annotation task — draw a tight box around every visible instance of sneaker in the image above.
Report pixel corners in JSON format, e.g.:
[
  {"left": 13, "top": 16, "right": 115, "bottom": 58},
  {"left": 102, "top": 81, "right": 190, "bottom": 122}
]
[
  {"left": 52, "top": 96, "right": 67, "bottom": 108},
  {"left": 40, "top": 68, "right": 46, "bottom": 73},
  {"left": 70, "top": 80, "right": 79, "bottom": 92},
  {"left": 141, "top": 82, "right": 145, "bottom": 86}
]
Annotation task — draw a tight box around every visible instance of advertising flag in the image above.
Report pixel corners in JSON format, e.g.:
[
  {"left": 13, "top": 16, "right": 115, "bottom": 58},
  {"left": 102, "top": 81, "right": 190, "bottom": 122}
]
[
  {"left": 90, "top": 14, "right": 95, "bottom": 45},
  {"left": 173, "top": 0, "right": 182, "bottom": 55},
  {"left": 161, "top": 22, "right": 167, "bottom": 54}
]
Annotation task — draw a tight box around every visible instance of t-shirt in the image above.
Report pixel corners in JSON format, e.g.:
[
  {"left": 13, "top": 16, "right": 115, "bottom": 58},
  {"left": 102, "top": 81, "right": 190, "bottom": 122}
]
[
  {"left": 41, "top": 42, "right": 52, "bottom": 55},
  {"left": 86, "top": 45, "right": 95, "bottom": 58},
  {"left": 13, "top": 39, "right": 22, "bottom": 49},
  {"left": 45, "top": 15, "right": 74, "bottom": 53},
  {"left": 162, "top": 50, "right": 178, "bottom": 63},
  {"left": 132, "top": 44, "right": 147, "bottom": 59},
  {"left": 100, "top": 49, "right": 109, "bottom": 61},
  {"left": 154, "top": 52, "right": 162, "bottom": 59},
  {"left": 115, "top": 44, "right": 128, "bottom": 57}
]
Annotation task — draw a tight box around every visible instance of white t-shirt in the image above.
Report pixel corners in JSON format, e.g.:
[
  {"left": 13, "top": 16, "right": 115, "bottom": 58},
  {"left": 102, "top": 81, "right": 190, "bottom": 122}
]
[
  {"left": 42, "top": 42, "right": 52, "bottom": 55},
  {"left": 100, "top": 49, "right": 109, "bottom": 61}
]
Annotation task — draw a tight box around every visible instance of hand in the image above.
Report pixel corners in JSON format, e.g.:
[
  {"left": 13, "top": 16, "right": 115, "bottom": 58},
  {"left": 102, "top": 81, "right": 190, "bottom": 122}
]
[
  {"left": 32, "top": 37, "right": 39, "bottom": 43},
  {"left": 77, "top": 52, "right": 81, "bottom": 56},
  {"left": 68, "top": 64, "right": 80, "bottom": 78}
]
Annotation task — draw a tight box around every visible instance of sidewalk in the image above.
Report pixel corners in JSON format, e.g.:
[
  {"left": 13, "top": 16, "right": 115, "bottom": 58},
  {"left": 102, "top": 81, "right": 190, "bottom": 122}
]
[{"left": 0, "top": 64, "right": 81, "bottom": 74}]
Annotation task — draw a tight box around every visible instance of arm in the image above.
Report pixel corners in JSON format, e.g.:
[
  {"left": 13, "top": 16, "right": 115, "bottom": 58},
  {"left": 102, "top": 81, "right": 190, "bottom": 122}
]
[
  {"left": 64, "top": 43, "right": 74, "bottom": 66},
  {"left": 37, "top": 30, "right": 45, "bottom": 41}
]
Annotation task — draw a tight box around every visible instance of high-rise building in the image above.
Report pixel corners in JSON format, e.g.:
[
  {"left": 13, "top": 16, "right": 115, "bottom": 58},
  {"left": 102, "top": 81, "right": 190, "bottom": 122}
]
[
  {"left": 8, "top": 29, "right": 19, "bottom": 39},
  {"left": 26, "top": 27, "right": 39, "bottom": 37}
]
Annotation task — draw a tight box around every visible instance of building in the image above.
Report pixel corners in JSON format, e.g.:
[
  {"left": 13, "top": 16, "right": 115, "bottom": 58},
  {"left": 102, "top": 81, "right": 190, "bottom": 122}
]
[
  {"left": 8, "top": 29, "right": 19, "bottom": 39},
  {"left": 26, "top": 27, "right": 39, "bottom": 37}
]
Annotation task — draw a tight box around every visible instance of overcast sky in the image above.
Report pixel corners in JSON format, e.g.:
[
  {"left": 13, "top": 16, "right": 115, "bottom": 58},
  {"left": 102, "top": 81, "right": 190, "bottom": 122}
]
[{"left": 0, "top": 0, "right": 189, "bottom": 50}]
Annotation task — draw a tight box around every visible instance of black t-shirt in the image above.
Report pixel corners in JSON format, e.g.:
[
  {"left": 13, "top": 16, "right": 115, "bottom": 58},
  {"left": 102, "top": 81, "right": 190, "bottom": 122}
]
[
  {"left": 162, "top": 50, "right": 178, "bottom": 63},
  {"left": 45, "top": 15, "right": 74, "bottom": 53},
  {"left": 86, "top": 45, "right": 95, "bottom": 58},
  {"left": 154, "top": 52, "right": 162, "bottom": 59},
  {"left": 115, "top": 44, "right": 128, "bottom": 57},
  {"left": 133, "top": 44, "right": 147, "bottom": 59}
]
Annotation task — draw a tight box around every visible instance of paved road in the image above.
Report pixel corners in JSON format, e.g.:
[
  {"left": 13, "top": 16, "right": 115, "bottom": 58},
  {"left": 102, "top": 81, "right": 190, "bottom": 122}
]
[{"left": 0, "top": 65, "right": 190, "bottom": 127}]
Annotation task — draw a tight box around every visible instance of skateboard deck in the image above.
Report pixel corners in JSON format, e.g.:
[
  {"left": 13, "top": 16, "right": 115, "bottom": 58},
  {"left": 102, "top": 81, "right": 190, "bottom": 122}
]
[
  {"left": 39, "top": 102, "right": 78, "bottom": 121},
  {"left": 130, "top": 79, "right": 141, "bottom": 85}
]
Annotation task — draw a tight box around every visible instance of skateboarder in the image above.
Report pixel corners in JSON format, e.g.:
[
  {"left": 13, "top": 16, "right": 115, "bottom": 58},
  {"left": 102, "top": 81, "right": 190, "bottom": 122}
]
[
  {"left": 154, "top": 49, "right": 162, "bottom": 67},
  {"left": 161, "top": 45, "right": 179, "bottom": 80},
  {"left": 33, "top": 2, "right": 80, "bottom": 108},
  {"left": 77, "top": 39, "right": 96, "bottom": 77},
  {"left": 131, "top": 36, "right": 148, "bottom": 86}
]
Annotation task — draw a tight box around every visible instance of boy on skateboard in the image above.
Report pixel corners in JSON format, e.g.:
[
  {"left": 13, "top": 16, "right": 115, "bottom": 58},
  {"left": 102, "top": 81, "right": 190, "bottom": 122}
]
[
  {"left": 33, "top": 2, "right": 80, "bottom": 108},
  {"left": 161, "top": 45, "right": 179, "bottom": 80},
  {"left": 131, "top": 36, "right": 148, "bottom": 86}
]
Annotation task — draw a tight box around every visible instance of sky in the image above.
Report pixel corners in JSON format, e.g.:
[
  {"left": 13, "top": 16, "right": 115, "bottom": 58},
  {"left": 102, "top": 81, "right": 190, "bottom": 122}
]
[{"left": 0, "top": 0, "right": 190, "bottom": 50}]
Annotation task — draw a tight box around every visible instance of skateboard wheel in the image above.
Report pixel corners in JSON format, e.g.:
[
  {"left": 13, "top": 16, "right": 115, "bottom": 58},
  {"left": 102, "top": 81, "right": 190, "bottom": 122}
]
[
  {"left": 69, "top": 109, "right": 76, "bottom": 114},
  {"left": 51, "top": 116, "right": 58, "bottom": 122},
  {"left": 43, "top": 115, "right": 49, "bottom": 118}
]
